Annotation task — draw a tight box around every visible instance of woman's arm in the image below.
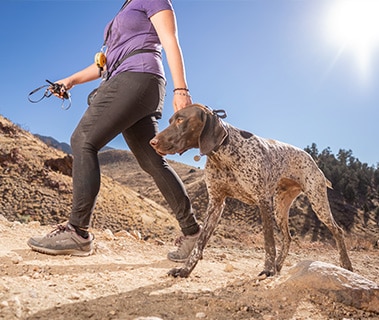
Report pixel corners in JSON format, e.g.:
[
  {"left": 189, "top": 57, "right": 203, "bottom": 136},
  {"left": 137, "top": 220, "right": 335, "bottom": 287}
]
[
  {"left": 150, "top": 9, "right": 192, "bottom": 112},
  {"left": 55, "top": 63, "right": 100, "bottom": 93}
]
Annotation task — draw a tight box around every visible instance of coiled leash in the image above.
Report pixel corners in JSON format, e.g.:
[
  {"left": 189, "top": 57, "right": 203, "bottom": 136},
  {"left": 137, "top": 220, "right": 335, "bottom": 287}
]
[{"left": 28, "top": 80, "right": 72, "bottom": 110}]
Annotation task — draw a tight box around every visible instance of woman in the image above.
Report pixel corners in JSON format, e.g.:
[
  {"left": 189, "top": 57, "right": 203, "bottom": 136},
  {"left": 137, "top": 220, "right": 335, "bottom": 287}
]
[{"left": 27, "top": 0, "right": 201, "bottom": 262}]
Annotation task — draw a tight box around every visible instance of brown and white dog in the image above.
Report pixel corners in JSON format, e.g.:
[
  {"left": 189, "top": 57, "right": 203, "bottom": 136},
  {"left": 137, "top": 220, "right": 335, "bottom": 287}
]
[{"left": 150, "top": 103, "right": 353, "bottom": 278}]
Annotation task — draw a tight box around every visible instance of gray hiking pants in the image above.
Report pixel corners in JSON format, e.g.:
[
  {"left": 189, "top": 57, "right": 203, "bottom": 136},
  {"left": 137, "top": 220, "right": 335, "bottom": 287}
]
[{"left": 68, "top": 71, "right": 199, "bottom": 236}]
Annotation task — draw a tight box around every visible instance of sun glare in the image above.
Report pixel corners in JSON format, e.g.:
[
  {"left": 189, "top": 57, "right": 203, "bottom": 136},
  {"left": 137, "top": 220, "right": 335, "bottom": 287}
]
[{"left": 324, "top": 0, "right": 379, "bottom": 79}]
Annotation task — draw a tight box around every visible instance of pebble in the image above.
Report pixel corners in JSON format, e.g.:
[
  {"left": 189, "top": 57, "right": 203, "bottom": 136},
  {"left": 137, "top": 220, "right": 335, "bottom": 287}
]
[
  {"left": 131, "top": 230, "right": 142, "bottom": 241},
  {"left": 69, "top": 293, "right": 81, "bottom": 300},
  {"left": 114, "top": 230, "right": 131, "bottom": 238},
  {"left": 224, "top": 263, "right": 234, "bottom": 272},
  {"left": 104, "top": 229, "right": 115, "bottom": 240},
  {"left": 196, "top": 312, "right": 207, "bottom": 318},
  {"left": 8, "top": 252, "right": 23, "bottom": 265}
]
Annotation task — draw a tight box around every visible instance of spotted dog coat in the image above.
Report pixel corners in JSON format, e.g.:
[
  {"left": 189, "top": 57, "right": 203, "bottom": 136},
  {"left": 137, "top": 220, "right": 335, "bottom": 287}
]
[{"left": 150, "top": 103, "right": 353, "bottom": 278}]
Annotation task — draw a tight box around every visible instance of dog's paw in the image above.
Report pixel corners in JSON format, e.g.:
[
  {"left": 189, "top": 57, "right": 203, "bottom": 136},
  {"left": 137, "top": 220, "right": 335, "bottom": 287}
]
[
  {"left": 257, "top": 270, "right": 275, "bottom": 280},
  {"left": 167, "top": 267, "right": 190, "bottom": 278}
]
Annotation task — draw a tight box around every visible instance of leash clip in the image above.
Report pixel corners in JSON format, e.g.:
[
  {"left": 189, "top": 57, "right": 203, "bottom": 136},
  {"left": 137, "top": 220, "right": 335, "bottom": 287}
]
[{"left": 212, "top": 109, "right": 227, "bottom": 119}]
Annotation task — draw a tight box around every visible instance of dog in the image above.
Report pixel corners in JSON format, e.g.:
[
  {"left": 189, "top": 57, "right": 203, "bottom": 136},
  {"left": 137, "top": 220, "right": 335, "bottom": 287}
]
[{"left": 150, "top": 103, "right": 353, "bottom": 278}]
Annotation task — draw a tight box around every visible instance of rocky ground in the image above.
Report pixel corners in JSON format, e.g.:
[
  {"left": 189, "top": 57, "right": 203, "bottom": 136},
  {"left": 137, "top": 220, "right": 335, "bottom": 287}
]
[{"left": 1, "top": 215, "right": 378, "bottom": 320}]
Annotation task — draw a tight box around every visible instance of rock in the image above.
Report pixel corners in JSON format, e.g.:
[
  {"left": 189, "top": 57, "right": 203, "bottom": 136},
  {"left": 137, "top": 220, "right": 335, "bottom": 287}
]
[
  {"left": 280, "top": 260, "right": 379, "bottom": 312},
  {"left": 10, "top": 254, "right": 23, "bottom": 265},
  {"left": 114, "top": 230, "right": 131, "bottom": 238},
  {"left": 131, "top": 230, "right": 142, "bottom": 241},
  {"left": 44, "top": 155, "right": 73, "bottom": 177},
  {"left": 224, "top": 263, "right": 234, "bottom": 273},
  {"left": 104, "top": 229, "right": 115, "bottom": 241}
]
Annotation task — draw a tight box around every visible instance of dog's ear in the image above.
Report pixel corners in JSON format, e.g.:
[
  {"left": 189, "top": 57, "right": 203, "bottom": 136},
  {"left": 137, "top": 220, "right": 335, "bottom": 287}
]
[{"left": 199, "top": 112, "right": 228, "bottom": 156}]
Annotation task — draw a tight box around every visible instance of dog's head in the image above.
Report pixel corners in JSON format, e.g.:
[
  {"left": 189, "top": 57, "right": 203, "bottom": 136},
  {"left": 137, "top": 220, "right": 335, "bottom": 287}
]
[{"left": 150, "top": 103, "right": 228, "bottom": 157}]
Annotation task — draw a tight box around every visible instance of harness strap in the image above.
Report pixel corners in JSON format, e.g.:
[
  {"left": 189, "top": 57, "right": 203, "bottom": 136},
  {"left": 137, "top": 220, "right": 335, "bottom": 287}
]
[{"left": 105, "top": 49, "right": 160, "bottom": 80}]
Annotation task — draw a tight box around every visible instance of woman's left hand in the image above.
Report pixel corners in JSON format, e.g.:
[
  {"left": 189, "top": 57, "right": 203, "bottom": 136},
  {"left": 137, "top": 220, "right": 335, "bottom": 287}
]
[{"left": 173, "top": 94, "right": 192, "bottom": 113}]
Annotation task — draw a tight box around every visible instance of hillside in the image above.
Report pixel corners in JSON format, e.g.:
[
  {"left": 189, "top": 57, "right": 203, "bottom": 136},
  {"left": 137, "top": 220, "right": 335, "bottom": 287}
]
[{"left": 0, "top": 115, "right": 179, "bottom": 242}]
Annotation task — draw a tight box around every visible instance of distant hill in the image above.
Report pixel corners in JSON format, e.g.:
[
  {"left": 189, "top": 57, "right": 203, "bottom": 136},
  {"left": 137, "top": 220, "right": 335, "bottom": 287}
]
[
  {"left": 34, "top": 134, "right": 114, "bottom": 155},
  {"left": 34, "top": 134, "right": 72, "bottom": 154}
]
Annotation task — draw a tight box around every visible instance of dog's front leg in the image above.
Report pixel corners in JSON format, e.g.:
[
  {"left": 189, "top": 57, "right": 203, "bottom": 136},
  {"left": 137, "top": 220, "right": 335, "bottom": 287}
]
[
  {"left": 168, "top": 196, "right": 226, "bottom": 278},
  {"left": 259, "top": 200, "right": 277, "bottom": 277}
]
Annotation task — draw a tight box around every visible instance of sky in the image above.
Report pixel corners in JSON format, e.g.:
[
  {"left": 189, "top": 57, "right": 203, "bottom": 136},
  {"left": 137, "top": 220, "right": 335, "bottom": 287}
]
[{"left": 1, "top": 0, "right": 378, "bottom": 168}]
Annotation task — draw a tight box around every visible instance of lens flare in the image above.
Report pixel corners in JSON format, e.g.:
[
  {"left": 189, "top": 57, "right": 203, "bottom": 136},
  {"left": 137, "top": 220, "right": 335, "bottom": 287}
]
[{"left": 324, "top": 0, "right": 379, "bottom": 79}]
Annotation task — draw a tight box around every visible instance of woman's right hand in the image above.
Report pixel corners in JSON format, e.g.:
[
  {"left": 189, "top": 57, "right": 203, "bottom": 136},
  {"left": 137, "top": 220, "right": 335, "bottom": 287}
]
[
  {"left": 51, "top": 63, "right": 101, "bottom": 98},
  {"left": 55, "top": 78, "right": 74, "bottom": 91},
  {"left": 50, "top": 77, "right": 74, "bottom": 99}
]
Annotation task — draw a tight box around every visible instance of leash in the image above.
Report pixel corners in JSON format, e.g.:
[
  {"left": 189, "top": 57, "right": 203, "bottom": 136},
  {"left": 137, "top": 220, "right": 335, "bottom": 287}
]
[
  {"left": 28, "top": 80, "right": 72, "bottom": 110},
  {"left": 196, "top": 104, "right": 228, "bottom": 119}
]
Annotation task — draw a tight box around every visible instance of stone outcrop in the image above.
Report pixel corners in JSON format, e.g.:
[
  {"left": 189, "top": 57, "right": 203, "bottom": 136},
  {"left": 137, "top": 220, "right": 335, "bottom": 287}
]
[{"left": 278, "top": 260, "right": 379, "bottom": 312}]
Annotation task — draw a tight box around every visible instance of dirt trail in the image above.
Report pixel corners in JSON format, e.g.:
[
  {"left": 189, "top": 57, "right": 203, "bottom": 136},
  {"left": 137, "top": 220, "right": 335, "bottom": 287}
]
[{"left": 1, "top": 217, "right": 379, "bottom": 320}]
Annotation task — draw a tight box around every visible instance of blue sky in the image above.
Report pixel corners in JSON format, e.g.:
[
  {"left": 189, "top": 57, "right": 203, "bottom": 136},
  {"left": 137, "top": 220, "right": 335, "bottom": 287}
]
[{"left": 1, "top": 0, "right": 378, "bottom": 168}]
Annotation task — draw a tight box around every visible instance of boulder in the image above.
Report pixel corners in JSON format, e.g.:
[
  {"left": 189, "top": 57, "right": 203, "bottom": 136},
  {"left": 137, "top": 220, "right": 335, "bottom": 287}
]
[{"left": 279, "top": 260, "right": 379, "bottom": 312}]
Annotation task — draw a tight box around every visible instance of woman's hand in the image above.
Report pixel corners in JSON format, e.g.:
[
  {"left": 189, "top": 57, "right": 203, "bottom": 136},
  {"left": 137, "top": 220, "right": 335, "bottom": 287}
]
[
  {"left": 54, "top": 78, "right": 74, "bottom": 91},
  {"left": 173, "top": 93, "right": 192, "bottom": 113},
  {"left": 51, "top": 63, "right": 101, "bottom": 97},
  {"left": 49, "top": 78, "right": 73, "bottom": 99}
]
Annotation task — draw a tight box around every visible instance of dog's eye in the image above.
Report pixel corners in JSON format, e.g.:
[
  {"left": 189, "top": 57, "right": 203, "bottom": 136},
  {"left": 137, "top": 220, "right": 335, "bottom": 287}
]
[{"left": 175, "top": 117, "right": 184, "bottom": 126}]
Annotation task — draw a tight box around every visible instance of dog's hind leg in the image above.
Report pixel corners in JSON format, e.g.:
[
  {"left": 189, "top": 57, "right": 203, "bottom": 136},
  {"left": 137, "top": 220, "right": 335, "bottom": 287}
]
[
  {"left": 305, "top": 180, "right": 353, "bottom": 271},
  {"left": 274, "top": 179, "right": 302, "bottom": 272}
]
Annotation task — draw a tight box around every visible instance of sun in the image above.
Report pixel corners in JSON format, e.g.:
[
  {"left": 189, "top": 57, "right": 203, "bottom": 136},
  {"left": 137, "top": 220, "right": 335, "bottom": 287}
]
[{"left": 324, "top": 0, "right": 379, "bottom": 79}]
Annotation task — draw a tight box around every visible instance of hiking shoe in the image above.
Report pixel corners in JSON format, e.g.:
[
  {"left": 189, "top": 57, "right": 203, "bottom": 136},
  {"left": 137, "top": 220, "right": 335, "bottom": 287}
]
[
  {"left": 167, "top": 226, "right": 202, "bottom": 262},
  {"left": 27, "top": 223, "right": 94, "bottom": 256}
]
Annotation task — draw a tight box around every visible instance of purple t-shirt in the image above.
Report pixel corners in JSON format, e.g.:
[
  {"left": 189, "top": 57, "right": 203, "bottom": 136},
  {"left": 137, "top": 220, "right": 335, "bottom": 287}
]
[{"left": 104, "top": 0, "right": 173, "bottom": 79}]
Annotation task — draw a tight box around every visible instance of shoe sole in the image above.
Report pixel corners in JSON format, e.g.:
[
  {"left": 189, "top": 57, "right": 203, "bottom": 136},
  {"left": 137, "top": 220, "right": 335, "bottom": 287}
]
[
  {"left": 27, "top": 240, "right": 93, "bottom": 257},
  {"left": 167, "top": 255, "right": 188, "bottom": 263}
]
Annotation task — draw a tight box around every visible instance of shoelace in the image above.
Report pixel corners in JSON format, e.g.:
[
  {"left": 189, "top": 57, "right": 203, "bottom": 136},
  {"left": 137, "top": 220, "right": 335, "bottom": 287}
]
[
  {"left": 174, "top": 235, "right": 186, "bottom": 246},
  {"left": 47, "top": 224, "right": 68, "bottom": 238}
]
